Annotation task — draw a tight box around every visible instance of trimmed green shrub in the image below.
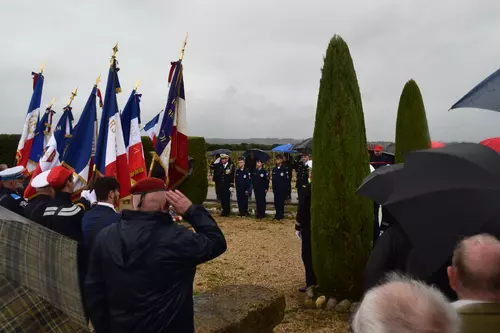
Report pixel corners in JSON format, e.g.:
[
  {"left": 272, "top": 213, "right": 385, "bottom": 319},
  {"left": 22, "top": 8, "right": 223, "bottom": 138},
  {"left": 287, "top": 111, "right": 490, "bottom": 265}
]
[
  {"left": 395, "top": 80, "right": 431, "bottom": 163},
  {"left": 141, "top": 136, "right": 154, "bottom": 170},
  {"left": 0, "top": 134, "right": 21, "bottom": 166},
  {"left": 178, "top": 137, "right": 208, "bottom": 205},
  {"left": 311, "top": 35, "right": 373, "bottom": 300}
]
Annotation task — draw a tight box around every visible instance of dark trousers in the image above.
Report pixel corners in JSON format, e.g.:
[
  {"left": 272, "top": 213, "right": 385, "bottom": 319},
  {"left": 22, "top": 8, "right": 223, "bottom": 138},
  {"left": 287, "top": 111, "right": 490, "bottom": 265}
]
[
  {"left": 236, "top": 190, "right": 249, "bottom": 216},
  {"left": 287, "top": 180, "right": 292, "bottom": 199},
  {"left": 254, "top": 189, "right": 266, "bottom": 218},
  {"left": 273, "top": 189, "right": 285, "bottom": 219},
  {"left": 373, "top": 202, "right": 380, "bottom": 245},
  {"left": 296, "top": 187, "right": 302, "bottom": 201},
  {"left": 215, "top": 181, "right": 220, "bottom": 200},
  {"left": 219, "top": 187, "right": 231, "bottom": 216},
  {"left": 302, "top": 232, "right": 316, "bottom": 287}
]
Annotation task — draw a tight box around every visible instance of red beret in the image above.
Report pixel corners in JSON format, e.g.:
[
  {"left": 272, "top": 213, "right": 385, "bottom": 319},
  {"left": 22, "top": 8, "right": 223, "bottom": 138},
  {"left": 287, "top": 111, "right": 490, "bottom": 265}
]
[
  {"left": 130, "top": 177, "right": 167, "bottom": 194},
  {"left": 374, "top": 145, "right": 384, "bottom": 152},
  {"left": 47, "top": 166, "right": 74, "bottom": 188}
]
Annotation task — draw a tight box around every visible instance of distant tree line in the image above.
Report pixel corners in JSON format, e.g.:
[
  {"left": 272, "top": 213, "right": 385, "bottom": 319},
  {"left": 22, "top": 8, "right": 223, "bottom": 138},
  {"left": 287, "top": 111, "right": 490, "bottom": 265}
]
[{"left": 205, "top": 142, "right": 278, "bottom": 152}]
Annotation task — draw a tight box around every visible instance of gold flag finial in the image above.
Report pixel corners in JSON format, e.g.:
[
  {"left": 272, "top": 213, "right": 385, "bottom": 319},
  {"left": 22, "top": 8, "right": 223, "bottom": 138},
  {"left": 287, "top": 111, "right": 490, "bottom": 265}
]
[
  {"left": 40, "top": 62, "right": 45, "bottom": 74},
  {"left": 95, "top": 74, "right": 102, "bottom": 86},
  {"left": 67, "top": 87, "right": 78, "bottom": 107},
  {"left": 47, "top": 97, "right": 56, "bottom": 109},
  {"left": 134, "top": 80, "right": 141, "bottom": 91},
  {"left": 179, "top": 33, "right": 188, "bottom": 61},
  {"left": 112, "top": 43, "right": 119, "bottom": 57}
]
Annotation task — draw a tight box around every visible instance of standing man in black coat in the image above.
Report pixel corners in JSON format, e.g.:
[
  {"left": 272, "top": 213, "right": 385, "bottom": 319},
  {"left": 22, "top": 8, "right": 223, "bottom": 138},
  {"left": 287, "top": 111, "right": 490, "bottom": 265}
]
[
  {"left": 252, "top": 159, "right": 269, "bottom": 219},
  {"left": 24, "top": 170, "right": 54, "bottom": 225},
  {"left": 0, "top": 166, "right": 28, "bottom": 216},
  {"left": 272, "top": 154, "right": 288, "bottom": 220},
  {"left": 85, "top": 178, "right": 227, "bottom": 333},
  {"left": 212, "top": 154, "right": 234, "bottom": 217},
  {"left": 235, "top": 157, "right": 251, "bottom": 217},
  {"left": 282, "top": 154, "right": 293, "bottom": 200},
  {"left": 294, "top": 154, "right": 311, "bottom": 200}
]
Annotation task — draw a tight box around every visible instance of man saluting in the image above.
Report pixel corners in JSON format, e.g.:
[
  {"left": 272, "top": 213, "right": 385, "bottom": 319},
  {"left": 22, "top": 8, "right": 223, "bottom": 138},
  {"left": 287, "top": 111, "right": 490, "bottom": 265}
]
[
  {"left": 85, "top": 178, "right": 227, "bottom": 333},
  {"left": 212, "top": 153, "right": 234, "bottom": 217}
]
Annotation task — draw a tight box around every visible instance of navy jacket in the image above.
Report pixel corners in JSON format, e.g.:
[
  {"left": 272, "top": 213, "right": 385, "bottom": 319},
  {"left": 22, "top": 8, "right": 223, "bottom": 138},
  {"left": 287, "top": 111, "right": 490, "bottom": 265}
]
[
  {"left": 82, "top": 204, "right": 121, "bottom": 252},
  {"left": 252, "top": 168, "right": 269, "bottom": 192},
  {"left": 235, "top": 168, "right": 251, "bottom": 193},
  {"left": 272, "top": 166, "right": 288, "bottom": 193},
  {"left": 85, "top": 205, "right": 227, "bottom": 333}
]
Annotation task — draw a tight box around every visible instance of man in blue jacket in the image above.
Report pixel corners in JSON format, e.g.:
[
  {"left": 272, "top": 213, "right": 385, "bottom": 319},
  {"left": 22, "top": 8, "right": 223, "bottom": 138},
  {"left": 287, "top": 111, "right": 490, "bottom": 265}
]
[
  {"left": 272, "top": 154, "right": 288, "bottom": 220},
  {"left": 85, "top": 178, "right": 227, "bottom": 333},
  {"left": 235, "top": 157, "right": 251, "bottom": 216}
]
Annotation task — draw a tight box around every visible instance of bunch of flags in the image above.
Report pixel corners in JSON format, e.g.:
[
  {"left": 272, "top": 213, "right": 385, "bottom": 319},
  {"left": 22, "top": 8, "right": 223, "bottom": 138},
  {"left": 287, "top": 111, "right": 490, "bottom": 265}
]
[{"left": 17, "top": 41, "right": 189, "bottom": 200}]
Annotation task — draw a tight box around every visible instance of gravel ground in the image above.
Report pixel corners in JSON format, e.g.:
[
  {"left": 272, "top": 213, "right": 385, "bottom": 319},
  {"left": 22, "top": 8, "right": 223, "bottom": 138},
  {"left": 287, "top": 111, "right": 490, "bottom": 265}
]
[{"left": 194, "top": 216, "right": 350, "bottom": 333}]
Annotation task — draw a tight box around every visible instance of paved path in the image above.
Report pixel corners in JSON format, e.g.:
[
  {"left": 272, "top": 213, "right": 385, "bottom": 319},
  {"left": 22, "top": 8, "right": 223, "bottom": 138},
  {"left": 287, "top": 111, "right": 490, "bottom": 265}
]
[{"left": 206, "top": 186, "right": 298, "bottom": 204}]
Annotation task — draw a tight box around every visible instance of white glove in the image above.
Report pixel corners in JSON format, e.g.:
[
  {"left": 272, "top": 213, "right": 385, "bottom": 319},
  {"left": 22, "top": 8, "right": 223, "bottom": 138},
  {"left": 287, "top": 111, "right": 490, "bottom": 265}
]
[
  {"left": 229, "top": 187, "right": 234, "bottom": 193},
  {"left": 81, "top": 189, "right": 97, "bottom": 204},
  {"left": 295, "top": 231, "right": 302, "bottom": 240},
  {"left": 214, "top": 157, "right": 221, "bottom": 164}
]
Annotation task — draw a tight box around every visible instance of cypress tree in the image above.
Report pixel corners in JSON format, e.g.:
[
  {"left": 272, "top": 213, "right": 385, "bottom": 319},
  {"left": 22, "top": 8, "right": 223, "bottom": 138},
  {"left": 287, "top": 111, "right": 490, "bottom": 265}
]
[
  {"left": 178, "top": 137, "right": 208, "bottom": 204},
  {"left": 311, "top": 35, "right": 372, "bottom": 300},
  {"left": 395, "top": 80, "right": 431, "bottom": 163}
]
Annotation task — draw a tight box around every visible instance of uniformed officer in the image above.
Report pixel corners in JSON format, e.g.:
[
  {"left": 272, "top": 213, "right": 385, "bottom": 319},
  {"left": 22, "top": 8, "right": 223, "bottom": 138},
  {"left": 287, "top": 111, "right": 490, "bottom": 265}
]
[
  {"left": 235, "top": 157, "right": 251, "bottom": 217},
  {"left": 0, "top": 166, "right": 27, "bottom": 216},
  {"left": 213, "top": 154, "right": 234, "bottom": 217},
  {"left": 210, "top": 155, "right": 222, "bottom": 200},
  {"left": 252, "top": 159, "right": 269, "bottom": 219},
  {"left": 282, "top": 154, "right": 293, "bottom": 200},
  {"left": 272, "top": 154, "right": 288, "bottom": 220},
  {"left": 294, "top": 154, "right": 311, "bottom": 199},
  {"left": 24, "top": 170, "right": 54, "bottom": 226}
]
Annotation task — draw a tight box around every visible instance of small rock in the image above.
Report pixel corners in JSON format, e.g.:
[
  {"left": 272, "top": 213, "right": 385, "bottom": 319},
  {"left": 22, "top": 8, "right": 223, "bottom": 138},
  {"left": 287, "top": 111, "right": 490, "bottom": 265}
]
[
  {"left": 326, "top": 297, "right": 338, "bottom": 310},
  {"left": 350, "top": 302, "right": 360, "bottom": 315},
  {"left": 335, "top": 299, "right": 352, "bottom": 313},
  {"left": 315, "top": 296, "right": 326, "bottom": 309}
]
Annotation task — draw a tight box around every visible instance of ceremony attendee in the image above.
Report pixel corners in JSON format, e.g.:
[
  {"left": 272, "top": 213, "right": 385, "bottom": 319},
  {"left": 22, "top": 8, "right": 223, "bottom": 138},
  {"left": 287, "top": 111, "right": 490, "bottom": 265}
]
[
  {"left": 81, "top": 177, "right": 121, "bottom": 253},
  {"left": 0, "top": 166, "right": 27, "bottom": 216},
  {"left": 294, "top": 154, "right": 310, "bottom": 199},
  {"left": 85, "top": 178, "right": 227, "bottom": 333},
  {"left": 210, "top": 155, "right": 221, "bottom": 200},
  {"left": 0, "top": 163, "right": 8, "bottom": 194},
  {"left": 282, "top": 154, "right": 293, "bottom": 200},
  {"left": 245, "top": 150, "right": 257, "bottom": 175},
  {"left": 235, "top": 157, "right": 251, "bottom": 217},
  {"left": 252, "top": 159, "right": 269, "bottom": 219},
  {"left": 24, "top": 170, "right": 54, "bottom": 225},
  {"left": 352, "top": 274, "right": 459, "bottom": 333},
  {"left": 272, "top": 154, "right": 288, "bottom": 220},
  {"left": 296, "top": 167, "right": 316, "bottom": 292},
  {"left": 42, "top": 166, "right": 89, "bottom": 242},
  {"left": 447, "top": 234, "right": 500, "bottom": 332},
  {"left": 212, "top": 154, "right": 234, "bottom": 217}
]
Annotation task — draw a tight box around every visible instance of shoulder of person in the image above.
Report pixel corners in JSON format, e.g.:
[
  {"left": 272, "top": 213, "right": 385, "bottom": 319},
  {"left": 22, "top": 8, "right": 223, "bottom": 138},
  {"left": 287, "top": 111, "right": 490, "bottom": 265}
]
[{"left": 44, "top": 203, "right": 83, "bottom": 217}]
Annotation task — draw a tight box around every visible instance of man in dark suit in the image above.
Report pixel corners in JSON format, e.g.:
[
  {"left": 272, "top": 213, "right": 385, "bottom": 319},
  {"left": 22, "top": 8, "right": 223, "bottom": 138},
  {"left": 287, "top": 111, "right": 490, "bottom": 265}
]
[{"left": 212, "top": 154, "right": 234, "bottom": 217}]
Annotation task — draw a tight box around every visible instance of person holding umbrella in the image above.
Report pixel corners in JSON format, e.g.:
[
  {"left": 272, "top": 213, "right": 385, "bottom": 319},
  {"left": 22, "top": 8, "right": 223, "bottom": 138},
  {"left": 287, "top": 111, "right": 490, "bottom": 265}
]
[
  {"left": 252, "top": 159, "right": 269, "bottom": 219},
  {"left": 272, "top": 154, "right": 288, "bottom": 220}
]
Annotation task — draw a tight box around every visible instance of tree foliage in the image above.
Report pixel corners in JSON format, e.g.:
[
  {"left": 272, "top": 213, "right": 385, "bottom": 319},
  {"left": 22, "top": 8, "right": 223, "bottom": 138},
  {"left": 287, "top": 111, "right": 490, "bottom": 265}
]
[
  {"left": 395, "top": 80, "right": 431, "bottom": 163},
  {"left": 178, "top": 137, "right": 208, "bottom": 204},
  {"left": 311, "top": 35, "right": 373, "bottom": 300}
]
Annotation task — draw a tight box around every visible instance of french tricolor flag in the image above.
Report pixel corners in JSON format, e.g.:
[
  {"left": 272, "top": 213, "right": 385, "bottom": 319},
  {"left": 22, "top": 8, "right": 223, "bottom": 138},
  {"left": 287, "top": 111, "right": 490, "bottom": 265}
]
[
  {"left": 94, "top": 54, "right": 131, "bottom": 197},
  {"left": 121, "top": 89, "right": 147, "bottom": 182},
  {"left": 16, "top": 72, "right": 44, "bottom": 169},
  {"left": 24, "top": 106, "right": 74, "bottom": 199},
  {"left": 143, "top": 113, "right": 161, "bottom": 147}
]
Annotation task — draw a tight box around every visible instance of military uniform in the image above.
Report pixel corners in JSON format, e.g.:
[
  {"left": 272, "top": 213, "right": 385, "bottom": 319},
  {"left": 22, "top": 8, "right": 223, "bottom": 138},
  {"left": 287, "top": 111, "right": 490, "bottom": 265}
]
[
  {"left": 294, "top": 161, "right": 310, "bottom": 199},
  {"left": 0, "top": 188, "right": 27, "bottom": 216},
  {"left": 282, "top": 158, "right": 293, "bottom": 200},
  {"left": 25, "top": 194, "right": 52, "bottom": 226},
  {"left": 272, "top": 165, "right": 288, "bottom": 220},
  {"left": 252, "top": 167, "right": 269, "bottom": 219},
  {"left": 213, "top": 159, "right": 234, "bottom": 217},
  {"left": 235, "top": 167, "right": 251, "bottom": 216}
]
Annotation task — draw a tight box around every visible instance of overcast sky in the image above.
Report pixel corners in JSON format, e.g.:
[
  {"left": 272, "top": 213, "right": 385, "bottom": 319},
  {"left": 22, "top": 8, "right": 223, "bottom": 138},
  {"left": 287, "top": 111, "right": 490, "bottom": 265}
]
[{"left": 2, "top": 0, "right": 500, "bottom": 141}]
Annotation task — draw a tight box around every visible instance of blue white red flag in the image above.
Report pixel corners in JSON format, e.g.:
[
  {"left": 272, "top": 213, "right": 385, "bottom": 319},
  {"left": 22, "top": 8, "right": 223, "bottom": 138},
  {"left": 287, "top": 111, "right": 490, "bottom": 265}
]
[
  {"left": 121, "top": 90, "right": 147, "bottom": 182},
  {"left": 62, "top": 86, "right": 100, "bottom": 193},
  {"left": 154, "top": 61, "right": 189, "bottom": 189},
  {"left": 24, "top": 106, "right": 74, "bottom": 199},
  {"left": 16, "top": 72, "right": 44, "bottom": 169},
  {"left": 94, "top": 55, "right": 131, "bottom": 197},
  {"left": 143, "top": 112, "right": 161, "bottom": 147},
  {"left": 27, "top": 106, "right": 54, "bottom": 172}
]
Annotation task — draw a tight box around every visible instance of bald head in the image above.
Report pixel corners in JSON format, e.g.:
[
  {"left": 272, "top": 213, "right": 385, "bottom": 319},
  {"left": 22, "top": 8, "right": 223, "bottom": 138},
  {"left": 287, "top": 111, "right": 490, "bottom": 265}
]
[
  {"left": 352, "top": 274, "right": 459, "bottom": 333},
  {"left": 132, "top": 191, "right": 167, "bottom": 212},
  {"left": 448, "top": 234, "right": 500, "bottom": 301}
]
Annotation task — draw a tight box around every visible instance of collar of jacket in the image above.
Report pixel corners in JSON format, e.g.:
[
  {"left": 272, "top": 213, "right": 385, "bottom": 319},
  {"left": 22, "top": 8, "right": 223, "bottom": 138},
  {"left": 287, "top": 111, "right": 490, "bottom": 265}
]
[
  {"left": 54, "top": 191, "right": 72, "bottom": 204},
  {"left": 121, "top": 209, "right": 174, "bottom": 222}
]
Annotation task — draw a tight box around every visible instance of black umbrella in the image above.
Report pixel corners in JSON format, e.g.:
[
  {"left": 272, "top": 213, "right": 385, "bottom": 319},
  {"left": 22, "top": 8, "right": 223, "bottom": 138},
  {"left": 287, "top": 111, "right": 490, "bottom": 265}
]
[
  {"left": 358, "top": 143, "right": 500, "bottom": 277},
  {"left": 356, "top": 163, "right": 405, "bottom": 204},
  {"left": 210, "top": 149, "right": 232, "bottom": 157},
  {"left": 292, "top": 138, "right": 312, "bottom": 154},
  {"left": 243, "top": 148, "right": 270, "bottom": 163}
]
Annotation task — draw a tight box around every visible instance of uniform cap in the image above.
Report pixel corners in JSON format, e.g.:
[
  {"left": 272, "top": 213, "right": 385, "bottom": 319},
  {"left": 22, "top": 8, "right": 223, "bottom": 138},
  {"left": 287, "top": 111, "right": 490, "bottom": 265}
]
[
  {"left": 130, "top": 177, "right": 167, "bottom": 194},
  {"left": 220, "top": 154, "right": 229, "bottom": 159},
  {"left": 374, "top": 145, "right": 384, "bottom": 152},
  {"left": 0, "top": 166, "right": 24, "bottom": 181},
  {"left": 31, "top": 170, "right": 51, "bottom": 189},
  {"left": 47, "top": 166, "right": 74, "bottom": 188}
]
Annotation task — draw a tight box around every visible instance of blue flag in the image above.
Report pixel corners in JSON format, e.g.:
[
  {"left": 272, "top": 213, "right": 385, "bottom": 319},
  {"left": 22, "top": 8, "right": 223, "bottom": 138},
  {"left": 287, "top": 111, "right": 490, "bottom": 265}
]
[
  {"left": 451, "top": 68, "right": 500, "bottom": 112},
  {"left": 28, "top": 107, "right": 53, "bottom": 168}
]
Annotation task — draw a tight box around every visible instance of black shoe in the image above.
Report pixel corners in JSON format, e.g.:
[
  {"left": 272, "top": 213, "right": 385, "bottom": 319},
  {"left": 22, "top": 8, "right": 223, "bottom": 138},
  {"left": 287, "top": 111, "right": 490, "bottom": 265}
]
[{"left": 299, "top": 286, "right": 308, "bottom": 293}]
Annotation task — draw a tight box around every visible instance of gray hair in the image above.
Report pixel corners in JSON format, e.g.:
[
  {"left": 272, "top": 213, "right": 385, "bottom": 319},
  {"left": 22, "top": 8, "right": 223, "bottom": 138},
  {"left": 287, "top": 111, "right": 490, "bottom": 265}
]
[{"left": 352, "top": 273, "right": 459, "bottom": 333}]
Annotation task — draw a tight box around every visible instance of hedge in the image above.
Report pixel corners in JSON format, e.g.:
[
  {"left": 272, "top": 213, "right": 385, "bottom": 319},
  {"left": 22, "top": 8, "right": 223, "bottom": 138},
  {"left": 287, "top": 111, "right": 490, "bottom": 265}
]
[
  {"left": 311, "top": 35, "right": 373, "bottom": 300},
  {"left": 0, "top": 134, "right": 21, "bottom": 166},
  {"left": 395, "top": 80, "right": 431, "bottom": 163},
  {"left": 178, "top": 137, "right": 208, "bottom": 204}
]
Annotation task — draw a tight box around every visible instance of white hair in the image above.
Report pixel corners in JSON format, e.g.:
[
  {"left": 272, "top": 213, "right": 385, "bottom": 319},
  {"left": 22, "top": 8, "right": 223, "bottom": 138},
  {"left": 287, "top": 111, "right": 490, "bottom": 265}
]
[{"left": 352, "top": 274, "right": 459, "bottom": 333}]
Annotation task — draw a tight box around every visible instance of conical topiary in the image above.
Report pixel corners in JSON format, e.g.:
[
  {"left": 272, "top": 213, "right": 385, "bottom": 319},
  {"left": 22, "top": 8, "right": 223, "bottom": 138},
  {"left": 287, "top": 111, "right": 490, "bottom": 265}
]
[
  {"left": 311, "top": 35, "right": 373, "bottom": 300},
  {"left": 395, "top": 80, "right": 431, "bottom": 163}
]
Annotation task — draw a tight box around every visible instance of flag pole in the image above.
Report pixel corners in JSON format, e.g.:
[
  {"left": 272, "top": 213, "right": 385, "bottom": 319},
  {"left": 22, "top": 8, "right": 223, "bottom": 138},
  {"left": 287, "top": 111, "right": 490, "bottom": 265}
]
[
  {"left": 66, "top": 87, "right": 78, "bottom": 107},
  {"left": 179, "top": 33, "right": 188, "bottom": 61}
]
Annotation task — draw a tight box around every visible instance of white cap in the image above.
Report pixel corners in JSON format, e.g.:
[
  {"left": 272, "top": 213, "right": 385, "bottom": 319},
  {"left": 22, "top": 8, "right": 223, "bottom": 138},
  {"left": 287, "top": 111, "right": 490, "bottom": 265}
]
[
  {"left": 0, "top": 166, "right": 24, "bottom": 181},
  {"left": 370, "top": 165, "right": 375, "bottom": 173},
  {"left": 31, "top": 170, "right": 51, "bottom": 189}
]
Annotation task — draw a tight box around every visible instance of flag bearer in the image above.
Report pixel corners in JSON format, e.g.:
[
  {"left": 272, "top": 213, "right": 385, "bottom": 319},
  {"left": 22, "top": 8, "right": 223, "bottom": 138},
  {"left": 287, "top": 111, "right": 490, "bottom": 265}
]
[
  {"left": 235, "top": 157, "right": 251, "bottom": 217},
  {"left": 0, "top": 166, "right": 28, "bottom": 216},
  {"left": 212, "top": 154, "right": 234, "bottom": 217},
  {"left": 252, "top": 159, "right": 269, "bottom": 219},
  {"left": 272, "top": 154, "right": 288, "bottom": 220}
]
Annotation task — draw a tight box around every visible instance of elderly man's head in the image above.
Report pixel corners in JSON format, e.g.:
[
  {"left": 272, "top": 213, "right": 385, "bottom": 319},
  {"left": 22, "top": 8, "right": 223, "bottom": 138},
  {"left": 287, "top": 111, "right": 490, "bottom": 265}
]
[
  {"left": 352, "top": 274, "right": 459, "bottom": 333},
  {"left": 130, "top": 177, "right": 168, "bottom": 212},
  {"left": 447, "top": 234, "right": 500, "bottom": 302}
]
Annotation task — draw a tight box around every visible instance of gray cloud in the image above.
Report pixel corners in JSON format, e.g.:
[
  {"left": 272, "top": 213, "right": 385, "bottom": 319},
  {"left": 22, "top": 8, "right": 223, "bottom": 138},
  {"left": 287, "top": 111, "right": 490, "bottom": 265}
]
[{"left": 2, "top": 0, "right": 500, "bottom": 142}]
